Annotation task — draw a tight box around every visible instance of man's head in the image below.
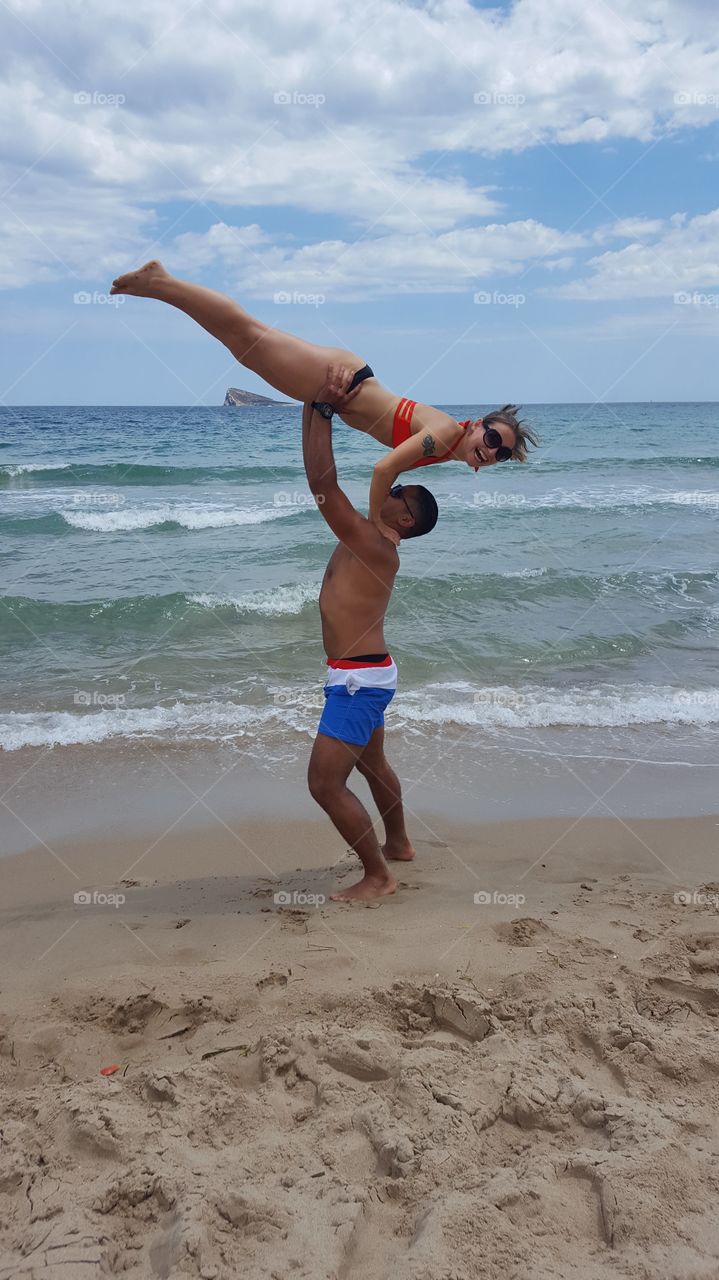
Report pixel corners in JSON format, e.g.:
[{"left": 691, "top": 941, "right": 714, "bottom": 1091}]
[
  {"left": 380, "top": 483, "right": 438, "bottom": 540},
  {"left": 460, "top": 405, "right": 539, "bottom": 470}
]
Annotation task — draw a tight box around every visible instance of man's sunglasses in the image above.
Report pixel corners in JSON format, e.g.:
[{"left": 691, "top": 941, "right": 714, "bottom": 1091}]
[
  {"left": 482, "top": 427, "right": 513, "bottom": 463},
  {"left": 390, "top": 484, "right": 414, "bottom": 520}
]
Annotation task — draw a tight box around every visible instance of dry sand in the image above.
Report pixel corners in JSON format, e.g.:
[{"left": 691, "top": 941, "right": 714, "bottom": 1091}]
[{"left": 1, "top": 813, "right": 719, "bottom": 1279}]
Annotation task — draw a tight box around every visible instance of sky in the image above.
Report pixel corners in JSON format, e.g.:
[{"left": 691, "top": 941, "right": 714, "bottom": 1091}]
[{"left": 1, "top": 0, "right": 718, "bottom": 405}]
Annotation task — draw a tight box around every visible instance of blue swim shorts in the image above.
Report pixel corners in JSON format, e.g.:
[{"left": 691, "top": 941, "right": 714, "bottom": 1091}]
[{"left": 317, "top": 655, "right": 398, "bottom": 747}]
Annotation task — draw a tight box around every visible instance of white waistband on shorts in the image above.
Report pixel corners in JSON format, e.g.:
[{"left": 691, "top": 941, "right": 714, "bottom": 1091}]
[{"left": 324, "top": 655, "right": 397, "bottom": 695}]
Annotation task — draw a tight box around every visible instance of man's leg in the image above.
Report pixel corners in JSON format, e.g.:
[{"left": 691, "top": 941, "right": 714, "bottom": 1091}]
[
  {"left": 355, "top": 727, "right": 415, "bottom": 862},
  {"left": 307, "top": 732, "right": 397, "bottom": 902},
  {"left": 110, "top": 261, "right": 363, "bottom": 403}
]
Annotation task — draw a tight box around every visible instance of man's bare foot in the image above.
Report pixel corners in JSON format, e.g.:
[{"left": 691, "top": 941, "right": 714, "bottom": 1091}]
[
  {"left": 330, "top": 872, "right": 397, "bottom": 903},
  {"left": 382, "top": 838, "right": 416, "bottom": 862},
  {"left": 110, "top": 260, "right": 170, "bottom": 297}
]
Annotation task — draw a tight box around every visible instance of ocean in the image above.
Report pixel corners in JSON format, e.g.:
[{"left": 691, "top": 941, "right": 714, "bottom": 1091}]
[{"left": 1, "top": 401, "right": 718, "bottom": 802}]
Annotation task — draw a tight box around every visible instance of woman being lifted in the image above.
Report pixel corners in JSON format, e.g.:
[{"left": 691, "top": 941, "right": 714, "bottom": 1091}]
[{"left": 111, "top": 261, "right": 538, "bottom": 543}]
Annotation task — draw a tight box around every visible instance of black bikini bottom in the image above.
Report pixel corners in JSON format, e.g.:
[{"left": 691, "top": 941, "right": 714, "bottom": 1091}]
[{"left": 347, "top": 363, "right": 374, "bottom": 392}]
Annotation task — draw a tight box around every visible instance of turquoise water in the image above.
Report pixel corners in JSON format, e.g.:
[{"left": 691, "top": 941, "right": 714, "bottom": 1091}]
[{"left": 1, "top": 402, "right": 718, "bottom": 764}]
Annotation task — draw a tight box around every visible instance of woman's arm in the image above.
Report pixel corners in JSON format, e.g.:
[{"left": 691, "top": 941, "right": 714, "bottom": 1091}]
[{"left": 368, "top": 421, "right": 460, "bottom": 526}]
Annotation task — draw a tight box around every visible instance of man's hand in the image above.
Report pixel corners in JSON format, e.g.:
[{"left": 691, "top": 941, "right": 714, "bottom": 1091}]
[{"left": 314, "top": 364, "right": 363, "bottom": 415}]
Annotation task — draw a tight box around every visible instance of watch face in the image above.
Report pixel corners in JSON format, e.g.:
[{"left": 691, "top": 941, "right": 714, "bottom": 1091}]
[{"left": 315, "top": 402, "right": 334, "bottom": 419}]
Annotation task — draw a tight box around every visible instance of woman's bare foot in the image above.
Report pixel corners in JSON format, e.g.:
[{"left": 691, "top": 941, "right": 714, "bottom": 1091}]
[
  {"left": 330, "top": 872, "right": 397, "bottom": 903},
  {"left": 110, "top": 260, "right": 170, "bottom": 298},
  {"left": 382, "top": 839, "right": 416, "bottom": 862}
]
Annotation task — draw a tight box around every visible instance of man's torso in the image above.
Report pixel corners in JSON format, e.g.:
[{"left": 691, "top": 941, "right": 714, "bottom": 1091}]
[{"left": 319, "top": 541, "right": 397, "bottom": 660}]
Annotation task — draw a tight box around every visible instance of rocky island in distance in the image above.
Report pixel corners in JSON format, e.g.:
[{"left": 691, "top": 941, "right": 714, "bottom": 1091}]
[{"left": 223, "top": 387, "right": 291, "bottom": 406}]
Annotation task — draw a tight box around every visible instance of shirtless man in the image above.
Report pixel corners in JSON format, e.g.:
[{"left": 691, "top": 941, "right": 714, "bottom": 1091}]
[
  {"left": 110, "top": 261, "right": 537, "bottom": 544},
  {"left": 303, "top": 366, "right": 438, "bottom": 902}
]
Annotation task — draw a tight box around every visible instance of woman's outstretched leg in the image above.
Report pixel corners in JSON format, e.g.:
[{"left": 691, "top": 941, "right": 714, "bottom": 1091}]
[{"left": 110, "top": 260, "right": 364, "bottom": 403}]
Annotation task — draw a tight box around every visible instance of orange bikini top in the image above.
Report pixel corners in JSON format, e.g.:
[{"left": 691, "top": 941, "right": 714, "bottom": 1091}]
[{"left": 393, "top": 398, "right": 469, "bottom": 469}]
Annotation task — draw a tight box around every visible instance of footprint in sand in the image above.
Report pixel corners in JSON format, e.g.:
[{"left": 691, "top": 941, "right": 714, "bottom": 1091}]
[
  {"left": 276, "top": 907, "right": 310, "bottom": 933},
  {"left": 256, "top": 972, "right": 288, "bottom": 991},
  {"left": 494, "top": 917, "right": 553, "bottom": 947},
  {"left": 651, "top": 977, "right": 719, "bottom": 1016}
]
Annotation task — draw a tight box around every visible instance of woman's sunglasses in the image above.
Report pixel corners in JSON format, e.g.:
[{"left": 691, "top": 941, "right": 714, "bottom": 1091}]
[{"left": 483, "top": 427, "right": 513, "bottom": 463}]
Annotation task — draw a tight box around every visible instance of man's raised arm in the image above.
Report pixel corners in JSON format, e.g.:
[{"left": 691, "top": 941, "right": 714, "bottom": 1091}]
[{"left": 303, "top": 366, "right": 398, "bottom": 552}]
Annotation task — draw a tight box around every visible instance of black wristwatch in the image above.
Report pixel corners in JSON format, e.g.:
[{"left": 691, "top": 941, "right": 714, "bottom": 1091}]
[{"left": 311, "top": 401, "right": 335, "bottom": 420}]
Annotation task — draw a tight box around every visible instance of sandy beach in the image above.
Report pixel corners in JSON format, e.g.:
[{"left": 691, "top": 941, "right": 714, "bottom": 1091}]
[{"left": 2, "top": 804, "right": 719, "bottom": 1279}]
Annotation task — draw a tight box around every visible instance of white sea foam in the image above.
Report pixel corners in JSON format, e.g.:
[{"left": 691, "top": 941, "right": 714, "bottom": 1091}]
[
  {"left": 471, "top": 486, "right": 719, "bottom": 513},
  {"left": 2, "top": 462, "right": 71, "bottom": 476},
  {"left": 396, "top": 682, "right": 719, "bottom": 730},
  {"left": 190, "top": 582, "right": 319, "bottom": 616},
  {"left": 61, "top": 504, "right": 299, "bottom": 532},
  {"left": 3, "top": 683, "right": 718, "bottom": 750},
  {"left": 0, "top": 701, "right": 276, "bottom": 751}
]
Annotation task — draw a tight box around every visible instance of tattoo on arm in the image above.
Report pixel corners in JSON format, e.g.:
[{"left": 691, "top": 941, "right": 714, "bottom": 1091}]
[{"left": 422, "top": 433, "right": 435, "bottom": 457}]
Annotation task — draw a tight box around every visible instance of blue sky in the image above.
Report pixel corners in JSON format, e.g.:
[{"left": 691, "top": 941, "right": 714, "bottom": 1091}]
[{"left": 1, "top": 0, "right": 718, "bottom": 405}]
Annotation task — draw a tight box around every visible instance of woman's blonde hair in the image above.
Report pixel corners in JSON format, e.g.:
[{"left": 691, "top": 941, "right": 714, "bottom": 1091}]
[{"left": 484, "top": 404, "right": 539, "bottom": 463}]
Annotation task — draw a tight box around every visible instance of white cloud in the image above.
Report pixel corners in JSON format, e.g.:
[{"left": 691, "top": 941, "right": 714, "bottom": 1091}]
[
  {"left": 592, "top": 217, "right": 666, "bottom": 244},
  {"left": 550, "top": 208, "right": 719, "bottom": 300},
  {"left": 0, "top": 0, "right": 718, "bottom": 292},
  {"left": 166, "top": 217, "right": 587, "bottom": 299},
  {"left": 0, "top": 177, "right": 155, "bottom": 289}
]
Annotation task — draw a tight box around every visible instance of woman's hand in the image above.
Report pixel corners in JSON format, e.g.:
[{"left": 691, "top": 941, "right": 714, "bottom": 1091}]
[{"left": 314, "top": 364, "right": 363, "bottom": 414}]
